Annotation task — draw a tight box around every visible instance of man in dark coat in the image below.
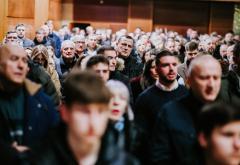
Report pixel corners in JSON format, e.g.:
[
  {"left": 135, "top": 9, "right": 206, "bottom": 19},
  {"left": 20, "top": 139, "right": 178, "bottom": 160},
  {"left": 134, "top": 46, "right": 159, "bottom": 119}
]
[
  {"left": 56, "top": 40, "right": 77, "bottom": 84},
  {"left": 134, "top": 50, "right": 187, "bottom": 164},
  {"left": 0, "top": 44, "right": 59, "bottom": 152},
  {"left": 116, "top": 35, "right": 143, "bottom": 79},
  {"left": 150, "top": 55, "right": 222, "bottom": 165}
]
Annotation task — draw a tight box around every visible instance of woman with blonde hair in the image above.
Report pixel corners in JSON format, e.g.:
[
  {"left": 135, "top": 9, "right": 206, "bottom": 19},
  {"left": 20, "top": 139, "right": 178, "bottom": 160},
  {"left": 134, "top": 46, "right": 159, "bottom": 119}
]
[
  {"left": 105, "top": 80, "right": 136, "bottom": 152},
  {"left": 31, "top": 45, "right": 61, "bottom": 97}
]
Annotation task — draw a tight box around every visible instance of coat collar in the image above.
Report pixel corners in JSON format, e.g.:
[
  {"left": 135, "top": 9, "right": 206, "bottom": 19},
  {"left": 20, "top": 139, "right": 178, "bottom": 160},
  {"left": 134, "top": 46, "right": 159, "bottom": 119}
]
[{"left": 24, "top": 79, "right": 42, "bottom": 96}]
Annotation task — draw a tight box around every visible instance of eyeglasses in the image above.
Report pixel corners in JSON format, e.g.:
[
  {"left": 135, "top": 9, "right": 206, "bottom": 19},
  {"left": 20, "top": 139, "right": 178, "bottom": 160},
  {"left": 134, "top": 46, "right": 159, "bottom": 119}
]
[{"left": 7, "top": 36, "right": 18, "bottom": 39}]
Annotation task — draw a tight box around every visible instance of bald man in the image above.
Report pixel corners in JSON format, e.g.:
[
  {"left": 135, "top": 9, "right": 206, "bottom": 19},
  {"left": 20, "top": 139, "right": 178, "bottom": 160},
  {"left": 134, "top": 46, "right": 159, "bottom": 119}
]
[
  {"left": 0, "top": 44, "right": 59, "bottom": 153},
  {"left": 150, "top": 55, "right": 222, "bottom": 165}
]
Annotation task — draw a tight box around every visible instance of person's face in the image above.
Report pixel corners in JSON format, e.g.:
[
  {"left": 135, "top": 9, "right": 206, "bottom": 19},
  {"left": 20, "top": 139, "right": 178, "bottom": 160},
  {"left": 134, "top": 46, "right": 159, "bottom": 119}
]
[
  {"left": 186, "top": 49, "right": 199, "bottom": 65},
  {"left": 16, "top": 26, "right": 26, "bottom": 39},
  {"left": 165, "top": 41, "right": 175, "bottom": 53},
  {"left": 137, "top": 43, "right": 146, "bottom": 54},
  {"left": 41, "top": 25, "right": 50, "bottom": 37},
  {"left": 220, "top": 45, "right": 228, "bottom": 58},
  {"left": 200, "top": 121, "right": 240, "bottom": 165},
  {"left": 0, "top": 46, "right": 29, "bottom": 84},
  {"left": 6, "top": 33, "right": 18, "bottom": 43},
  {"left": 156, "top": 56, "right": 178, "bottom": 84},
  {"left": 225, "top": 33, "right": 233, "bottom": 43},
  {"left": 205, "top": 39, "right": 215, "bottom": 53},
  {"left": 109, "top": 88, "right": 127, "bottom": 121},
  {"left": 175, "top": 41, "right": 181, "bottom": 52},
  {"left": 144, "top": 52, "right": 151, "bottom": 63},
  {"left": 92, "top": 63, "right": 110, "bottom": 82},
  {"left": 33, "top": 54, "right": 47, "bottom": 67},
  {"left": 74, "top": 40, "right": 86, "bottom": 53},
  {"left": 104, "top": 50, "right": 117, "bottom": 71},
  {"left": 117, "top": 38, "right": 133, "bottom": 57},
  {"left": 62, "top": 103, "right": 109, "bottom": 147},
  {"left": 188, "top": 61, "right": 221, "bottom": 103},
  {"left": 150, "top": 60, "right": 158, "bottom": 80},
  {"left": 87, "top": 35, "right": 97, "bottom": 49},
  {"left": 62, "top": 43, "right": 75, "bottom": 59},
  {"left": 36, "top": 33, "right": 44, "bottom": 42},
  {"left": 227, "top": 45, "right": 234, "bottom": 63}
]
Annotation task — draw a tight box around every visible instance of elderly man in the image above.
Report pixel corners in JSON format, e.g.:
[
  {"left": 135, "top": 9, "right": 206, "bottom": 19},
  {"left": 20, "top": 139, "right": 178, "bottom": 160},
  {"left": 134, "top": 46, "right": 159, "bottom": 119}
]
[
  {"left": 4, "top": 31, "right": 19, "bottom": 45},
  {"left": 0, "top": 44, "right": 59, "bottom": 152},
  {"left": 116, "top": 35, "right": 143, "bottom": 79},
  {"left": 56, "top": 40, "right": 76, "bottom": 83},
  {"left": 150, "top": 55, "right": 222, "bottom": 165},
  {"left": 71, "top": 35, "right": 86, "bottom": 59}
]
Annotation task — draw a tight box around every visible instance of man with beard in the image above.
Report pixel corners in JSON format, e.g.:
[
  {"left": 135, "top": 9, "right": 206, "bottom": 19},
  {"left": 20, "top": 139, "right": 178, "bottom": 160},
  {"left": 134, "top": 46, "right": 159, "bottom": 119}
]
[
  {"left": 150, "top": 55, "right": 222, "bottom": 165},
  {"left": 178, "top": 41, "right": 199, "bottom": 83},
  {"left": 133, "top": 50, "right": 187, "bottom": 164}
]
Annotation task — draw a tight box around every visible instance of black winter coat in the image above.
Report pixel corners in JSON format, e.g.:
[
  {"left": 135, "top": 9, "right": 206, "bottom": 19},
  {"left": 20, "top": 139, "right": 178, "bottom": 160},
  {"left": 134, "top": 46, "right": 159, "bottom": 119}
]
[
  {"left": 150, "top": 93, "right": 204, "bottom": 165},
  {"left": 30, "top": 124, "right": 139, "bottom": 165}
]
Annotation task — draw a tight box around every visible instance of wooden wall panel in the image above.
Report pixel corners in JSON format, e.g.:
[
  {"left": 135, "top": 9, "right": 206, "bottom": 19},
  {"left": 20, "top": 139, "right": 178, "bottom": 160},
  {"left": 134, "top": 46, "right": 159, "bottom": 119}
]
[
  {"left": 7, "top": 18, "right": 35, "bottom": 39},
  {"left": 154, "top": 1, "right": 210, "bottom": 34},
  {"left": 73, "top": 0, "right": 128, "bottom": 23},
  {"left": 127, "top": 0, "right": 153, "bottom": 32},
  {"left": 49, "top": 0, "right": 62, "bottom": 20},
  {"left": 0, "top": 0, "right": 7, "bottom": 41},
  {"left": 209, "top": 2, "right": 234, "bottom": 34},
  {"left": 8, "top": 0, "right": 34, "bottom": 18}
]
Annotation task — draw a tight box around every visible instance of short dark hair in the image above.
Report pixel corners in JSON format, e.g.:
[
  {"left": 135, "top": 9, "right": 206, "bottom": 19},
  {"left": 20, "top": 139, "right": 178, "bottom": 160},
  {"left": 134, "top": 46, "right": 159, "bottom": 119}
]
[
  {"left": 198, "top": 101, "right": 240, "bottom": 137},
  {"left": 86, "top": 55, "right": 109, "bottom": 69},
  {"left": 62, "top": 70, "right": 112, "bottom": 107},
  {"left": 96, "top": 46, "right": 116, "bottom": 55},
  {"left": 155, "top": 49, "right": 176, "bottom": 67},
  {"left": 185, "top": 41, "right": 198, "bottom": 52}
]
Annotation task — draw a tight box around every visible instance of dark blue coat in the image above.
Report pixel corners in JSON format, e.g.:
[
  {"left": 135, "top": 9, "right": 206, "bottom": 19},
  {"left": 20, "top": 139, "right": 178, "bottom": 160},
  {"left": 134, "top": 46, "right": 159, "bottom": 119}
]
[
  {"left": 150, "top": 93, "right": 204, "bottom": 165},
  {"left": 0, "top": 80, "right": 59, "bottom": 147}
]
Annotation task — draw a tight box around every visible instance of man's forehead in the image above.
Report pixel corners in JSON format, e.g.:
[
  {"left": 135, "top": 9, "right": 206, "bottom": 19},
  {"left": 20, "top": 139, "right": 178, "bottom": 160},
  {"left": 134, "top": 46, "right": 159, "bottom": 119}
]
[
  {"left": 119, "top": 38, "right": 133, "bottom": 44},
  {"left": 0, "top": 45, "right": 26, "bottom": 60},
  {"left": 193, "top": 62, "right": 221, "bottom": 75}
]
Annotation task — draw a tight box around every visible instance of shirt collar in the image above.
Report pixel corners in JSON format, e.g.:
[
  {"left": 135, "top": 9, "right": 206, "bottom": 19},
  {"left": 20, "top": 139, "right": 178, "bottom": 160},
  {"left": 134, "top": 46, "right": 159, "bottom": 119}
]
[{"left": 155, "top": 79, "right": 179, "bottom": 92}]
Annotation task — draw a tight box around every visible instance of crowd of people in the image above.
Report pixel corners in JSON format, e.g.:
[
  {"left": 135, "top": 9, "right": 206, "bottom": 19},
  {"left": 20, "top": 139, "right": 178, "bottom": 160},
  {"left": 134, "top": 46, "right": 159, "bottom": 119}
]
[{"left": 0, "top": 19, "right": 240, "bottom": 165}]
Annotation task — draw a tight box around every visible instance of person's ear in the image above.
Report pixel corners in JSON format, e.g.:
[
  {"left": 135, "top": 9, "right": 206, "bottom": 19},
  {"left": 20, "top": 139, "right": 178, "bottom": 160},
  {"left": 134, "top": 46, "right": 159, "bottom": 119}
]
[
  {"left": 198, "top": 132, "right": 208, "bottom": 149},
  {"left": 59, "top": 103, "right": 69, "bottom": 123}
]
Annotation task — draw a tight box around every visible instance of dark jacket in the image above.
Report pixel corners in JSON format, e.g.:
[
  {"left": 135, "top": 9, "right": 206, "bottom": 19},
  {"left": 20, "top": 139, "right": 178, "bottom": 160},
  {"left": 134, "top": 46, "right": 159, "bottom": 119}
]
[
  {"left": 119, "top": 53, "right": 143, "bottom": 79},
  {"left": 106, "top": 114, "right": 137, "bottom": 153},
  {"left": 219, "top": 70, "right": 240, "bottom": 102},
  {"left": 56, "top": 57, "right": 77, "bottom": 84},
  {"left": 0, "top": 79, "right": 59, "bottom": 147},
  {"left": 30, "top": 123, "right": 139, "bottom": 165},
  {"left": 150, "top": 93, "right": 204, "bottom": 165},
  {"left": 133, "top": 85, "right": 187, "bottom": 164},
  {"left": 27, "top": 61, "right": 60, "bottom": 106},
  {"left": 48, "top": 32, "right": 61, "bottom": 58}
]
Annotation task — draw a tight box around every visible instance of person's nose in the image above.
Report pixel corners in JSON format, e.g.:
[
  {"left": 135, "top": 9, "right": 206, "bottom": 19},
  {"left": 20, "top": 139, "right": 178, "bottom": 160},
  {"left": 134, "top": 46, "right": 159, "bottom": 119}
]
[{"left": 233, "top": 136, "right": 240, "bottom": 150}]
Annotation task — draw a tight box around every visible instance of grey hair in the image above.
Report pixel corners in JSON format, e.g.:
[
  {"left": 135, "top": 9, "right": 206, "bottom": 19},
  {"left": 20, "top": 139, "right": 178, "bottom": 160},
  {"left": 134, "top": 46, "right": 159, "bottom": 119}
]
[{"left": 106, "top": 80, "right": 134, "bottom": 120}]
